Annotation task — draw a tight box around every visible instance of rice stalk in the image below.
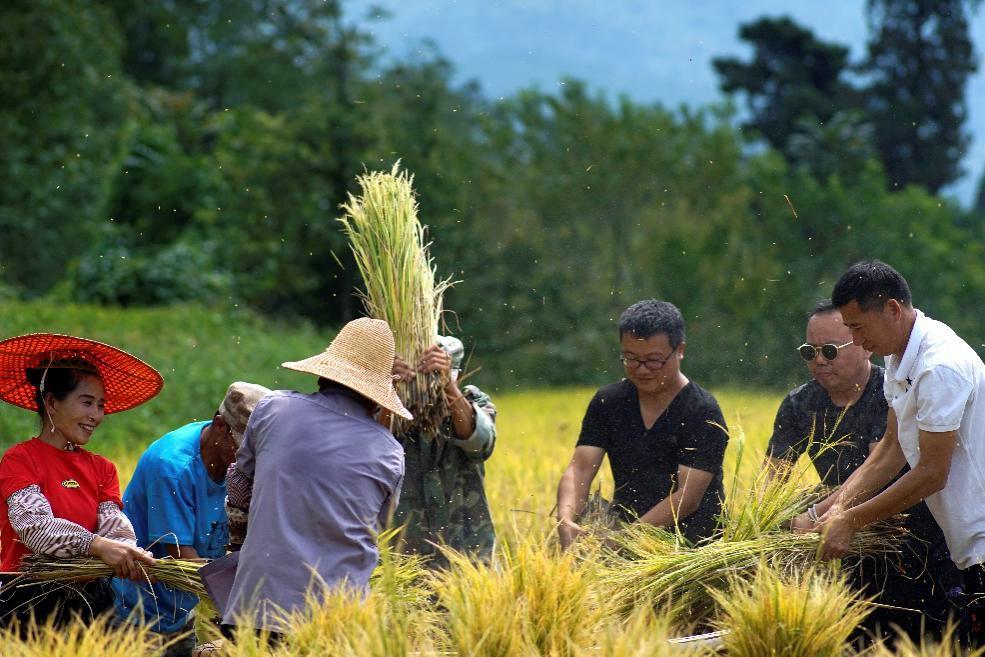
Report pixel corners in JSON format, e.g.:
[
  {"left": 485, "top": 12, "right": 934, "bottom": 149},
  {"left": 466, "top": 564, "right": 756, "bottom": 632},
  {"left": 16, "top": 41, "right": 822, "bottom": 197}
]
[
  {"left": 0, "top": 612, "right": 157, "bottom": 657},
  {"left": 868, "top": 621, "right": 984, "bottom": 657},
  {"left": 15, "top": 555, "right": 207, "bottom": 599},
  {"left": 370, "top": 528, "right": 431, "bottom": 607},
  {"left": 337, "top": 162, "right": 455, "bottom": 434},
  {"left": 711, "top": 564, "right": 869, "bottom": 657},
  {"left": 720, "top": 424, "right": 826, "bottom": 542},
  {"left": 271, "top": 585, "right": 432, "bottom": 657},
  {"left": 507, "top": 538, "right": 611, "bottom": 656},
  {"left": 426, "top": 535, "right": 610, "bottom": 657},
  {"left": 573, "top": 607, "right": 700, "bottom": 657}
]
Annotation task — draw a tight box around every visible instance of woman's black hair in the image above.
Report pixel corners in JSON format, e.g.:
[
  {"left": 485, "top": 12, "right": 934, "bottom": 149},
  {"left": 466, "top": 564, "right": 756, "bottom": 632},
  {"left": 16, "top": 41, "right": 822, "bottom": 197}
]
[{"left": 25, "top": 357, "right": 101, "bottom": 424}]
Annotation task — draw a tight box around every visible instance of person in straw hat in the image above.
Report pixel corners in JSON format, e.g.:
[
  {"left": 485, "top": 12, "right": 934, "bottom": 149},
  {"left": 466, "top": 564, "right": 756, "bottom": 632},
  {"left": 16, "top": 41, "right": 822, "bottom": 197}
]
[
  {"left": 0, "top": 333, "right": 163, "bottom": 631},
  {"left": 111, "top": 381, "right": 270, "bottom": 657},
  {"left": 220, "top": 318, "right": 409, "bottom": 636}
]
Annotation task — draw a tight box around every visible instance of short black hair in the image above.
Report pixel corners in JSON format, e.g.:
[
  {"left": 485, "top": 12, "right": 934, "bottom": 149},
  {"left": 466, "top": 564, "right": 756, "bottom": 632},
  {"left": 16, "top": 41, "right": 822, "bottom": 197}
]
[
  {"left": 808, "top": 298, "right": 837, "bottom": 319},
  {"left": 831, "top": 260, "right": 912, "bottom": 312},
  {"left": 618, "top": 300, "right": 686, "bottom": 347}
]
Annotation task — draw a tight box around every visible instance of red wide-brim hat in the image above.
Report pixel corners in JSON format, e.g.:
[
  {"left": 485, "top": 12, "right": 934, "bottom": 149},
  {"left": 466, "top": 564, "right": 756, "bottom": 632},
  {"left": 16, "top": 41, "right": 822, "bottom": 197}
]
[{"left": 0, "top": 333, "right": 164, "bottom": 414}]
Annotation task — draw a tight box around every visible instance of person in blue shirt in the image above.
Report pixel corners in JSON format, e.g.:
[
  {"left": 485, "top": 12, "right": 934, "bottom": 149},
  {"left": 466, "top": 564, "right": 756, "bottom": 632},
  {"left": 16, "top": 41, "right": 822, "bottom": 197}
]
[{"left": 112, "top": 381, "right": 269, "bottom": 657}]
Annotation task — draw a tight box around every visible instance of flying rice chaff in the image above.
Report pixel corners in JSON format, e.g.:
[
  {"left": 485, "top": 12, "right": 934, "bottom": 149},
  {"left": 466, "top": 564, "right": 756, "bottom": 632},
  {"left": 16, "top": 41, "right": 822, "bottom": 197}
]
[{"left": 338, "top": 163, "right": 455, "bottom": 435}]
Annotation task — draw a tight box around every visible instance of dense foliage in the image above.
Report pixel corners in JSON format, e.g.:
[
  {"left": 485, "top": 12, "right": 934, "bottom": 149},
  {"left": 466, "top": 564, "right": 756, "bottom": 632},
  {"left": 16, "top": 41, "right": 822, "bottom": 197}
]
[{"left": 2, "top": 0, "right": 984, "bottom": 391}]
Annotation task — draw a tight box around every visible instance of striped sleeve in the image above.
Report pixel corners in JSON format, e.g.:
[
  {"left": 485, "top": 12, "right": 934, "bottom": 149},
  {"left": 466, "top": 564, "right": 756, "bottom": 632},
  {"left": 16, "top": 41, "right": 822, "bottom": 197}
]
[
  {"left": 225, "top": 463, "right": 254, "bottom": 549},
  {"left": 95, "top": 500, "right": 137, "bottom": 546},
  {"left": 6, "top": 485, "right": 94, "bottom": 557}
]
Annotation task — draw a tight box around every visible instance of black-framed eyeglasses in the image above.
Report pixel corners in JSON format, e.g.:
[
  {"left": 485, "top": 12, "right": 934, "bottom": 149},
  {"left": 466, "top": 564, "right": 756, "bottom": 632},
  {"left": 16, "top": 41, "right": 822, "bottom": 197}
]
[
  {"left": 621, "top": 350, "right": 676, "bottom": 370},
  {"left": 797, "top": 341, "right": 854, "bottom": 362}
]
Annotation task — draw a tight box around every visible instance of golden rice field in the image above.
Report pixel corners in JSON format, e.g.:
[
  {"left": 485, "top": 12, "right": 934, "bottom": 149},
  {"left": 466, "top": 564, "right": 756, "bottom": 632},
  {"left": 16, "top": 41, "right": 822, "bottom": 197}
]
[{"left": 10, "top": 386, "right": 944, "bottom": 657}]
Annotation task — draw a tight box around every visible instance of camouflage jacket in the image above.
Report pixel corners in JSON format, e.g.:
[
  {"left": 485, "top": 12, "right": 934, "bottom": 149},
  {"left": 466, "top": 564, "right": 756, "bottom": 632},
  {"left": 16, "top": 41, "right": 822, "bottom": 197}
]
[{"left": 391, "top": 385, "right": 497, "bottom": 565}]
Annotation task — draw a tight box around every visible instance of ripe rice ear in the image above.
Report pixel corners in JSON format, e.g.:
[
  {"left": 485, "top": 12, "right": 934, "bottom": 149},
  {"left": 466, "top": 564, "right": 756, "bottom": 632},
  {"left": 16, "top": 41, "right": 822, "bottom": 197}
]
[
  {"left": 338, "top": 162, "right": 455, "bottom": 435},
  {"left": 712, "top": 564, "right": 868, "bottom": 657},
  {"left": 0, "top": 612, "right": 158, "bottom": 657}
]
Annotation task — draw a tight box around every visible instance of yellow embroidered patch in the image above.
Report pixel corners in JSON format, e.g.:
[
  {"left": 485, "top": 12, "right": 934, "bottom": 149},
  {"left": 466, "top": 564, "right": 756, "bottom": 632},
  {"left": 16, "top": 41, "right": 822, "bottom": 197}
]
[{"left": 61, "top": 479, "right": 80, "bottom": 489}]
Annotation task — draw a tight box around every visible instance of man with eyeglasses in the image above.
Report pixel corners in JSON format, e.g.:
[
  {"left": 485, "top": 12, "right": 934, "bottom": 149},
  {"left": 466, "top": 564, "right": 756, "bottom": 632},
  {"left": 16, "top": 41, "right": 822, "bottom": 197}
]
[
  {"left": 556, "top": 299, "right": 728, "bottom": 549},
  {"left": 765, "top": 299, "right": 959, "bottom": 643},
  {"left": 111, "top": 381, "right": 270, "bottom": 657}
]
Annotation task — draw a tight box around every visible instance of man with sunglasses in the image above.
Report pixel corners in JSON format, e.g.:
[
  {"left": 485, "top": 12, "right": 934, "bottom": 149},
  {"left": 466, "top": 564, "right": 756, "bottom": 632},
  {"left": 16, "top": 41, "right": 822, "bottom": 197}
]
[
  {"left": 556, "top": 299, "right": 728, "bottom": 549},
  {"left": 766, "top": 300, "right": 959, "bottom": 643},
  {"left": 794, "top": 260, "right": 985, "bottom": 646},
  {"left": 111, "top": 381, "right": 270, "bottom": 657}
]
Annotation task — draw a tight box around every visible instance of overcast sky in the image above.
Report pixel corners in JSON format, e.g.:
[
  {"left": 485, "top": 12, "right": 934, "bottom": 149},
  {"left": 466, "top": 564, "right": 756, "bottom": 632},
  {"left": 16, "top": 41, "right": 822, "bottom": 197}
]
[{"left": 348, "top": 0, "right": 985, "bottom": 206}]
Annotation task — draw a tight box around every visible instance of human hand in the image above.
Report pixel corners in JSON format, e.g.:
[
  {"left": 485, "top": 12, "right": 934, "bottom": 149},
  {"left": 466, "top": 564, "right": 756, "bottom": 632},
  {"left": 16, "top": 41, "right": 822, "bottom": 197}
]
[
  {"left": 558, "top": 518, "right": 585, "bottom": 551},
  {"left": 818, "top": 513, "right": 856, "bottom": 561},
  {"left": 417, "top": 345, "right": 452, "bottom": 377},
  {"left": 790, "top": 512, "right": 819, "bottom": 534},
  {"left": 392, "top": 356, "right": 415, "bottom": 383},
  {"left": 89, "top": 535, "right": 155, "bottom": 582}
]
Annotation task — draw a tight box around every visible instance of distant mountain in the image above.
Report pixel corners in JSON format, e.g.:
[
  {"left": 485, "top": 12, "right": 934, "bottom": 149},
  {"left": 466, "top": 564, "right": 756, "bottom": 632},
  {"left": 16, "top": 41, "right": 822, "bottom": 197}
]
[{"left": 348, "top": 0, "right": 985, "bottom": 206}]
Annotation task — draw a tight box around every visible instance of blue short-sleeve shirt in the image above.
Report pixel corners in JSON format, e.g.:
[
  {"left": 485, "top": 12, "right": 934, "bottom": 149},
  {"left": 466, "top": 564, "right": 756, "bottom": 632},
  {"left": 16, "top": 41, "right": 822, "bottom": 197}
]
[{"left": 112, "top": 421, "right": 228, "bottom": 633}]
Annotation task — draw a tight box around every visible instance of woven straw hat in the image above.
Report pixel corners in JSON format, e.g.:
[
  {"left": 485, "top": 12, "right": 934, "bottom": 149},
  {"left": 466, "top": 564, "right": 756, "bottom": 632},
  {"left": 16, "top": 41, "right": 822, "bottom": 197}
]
[
  {"left": 281, "top": 318, "right": 412, "bottom": 420},
  {"left": 0, "top": 333, "right": 164, "bottom": 414}
]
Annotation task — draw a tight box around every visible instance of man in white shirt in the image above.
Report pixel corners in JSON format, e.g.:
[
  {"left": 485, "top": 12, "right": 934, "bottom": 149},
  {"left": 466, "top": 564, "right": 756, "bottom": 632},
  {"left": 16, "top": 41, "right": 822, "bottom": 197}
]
[{"left": 793, "top": 260, "right": 985, "bottom": 644}]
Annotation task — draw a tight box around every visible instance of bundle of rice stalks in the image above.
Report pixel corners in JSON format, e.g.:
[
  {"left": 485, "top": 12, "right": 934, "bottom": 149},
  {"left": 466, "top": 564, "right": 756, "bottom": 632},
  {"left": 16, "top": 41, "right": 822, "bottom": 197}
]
[
  {"left": 598, "top": 520, "right": 901, "bottom": 627},
  {"left": 711, "top": 564, "right": 868, "bottom": 657},
  {"left": 338, "top": 162, "right": 454, "bottom": 435},
  {"left": 14, "top": 555, "right": 207, "bottom": 599}
]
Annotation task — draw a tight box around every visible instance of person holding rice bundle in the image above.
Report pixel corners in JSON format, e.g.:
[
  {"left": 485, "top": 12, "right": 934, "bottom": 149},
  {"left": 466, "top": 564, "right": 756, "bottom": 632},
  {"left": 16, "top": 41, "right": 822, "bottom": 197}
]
[
  {"left": 221, "top": 318, "right": 409, "bottom": 636},
  {"left": 111, "top": 381, "right": 270, "bottom": 657},
  {"left": 795, "top": 261, "right": 985, "bottom": 646},
  {"left": 556, "top": 300, "right": 729, "bottom": 548},
  {"left": 384, "top": 335, "right": 497, "bottom": 566},
  {"left": 0, "top": 333, "right": 162, "bottom": 630},
  {"left": 764, "top": 299, "right": 960, "bottom": 643}
]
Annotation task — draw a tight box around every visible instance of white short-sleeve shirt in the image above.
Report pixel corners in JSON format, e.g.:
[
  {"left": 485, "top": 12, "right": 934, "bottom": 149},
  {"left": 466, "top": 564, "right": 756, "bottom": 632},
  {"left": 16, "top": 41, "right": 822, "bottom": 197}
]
[{"left": 884, "top": 309, "right": 985, "bottom": 569}]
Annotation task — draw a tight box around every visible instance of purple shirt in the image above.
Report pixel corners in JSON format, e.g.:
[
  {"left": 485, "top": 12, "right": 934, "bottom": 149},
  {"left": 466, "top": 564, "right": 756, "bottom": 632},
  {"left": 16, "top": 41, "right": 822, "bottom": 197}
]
[{"left": 222, "top": 388, "right": 404, "bottom": 631}]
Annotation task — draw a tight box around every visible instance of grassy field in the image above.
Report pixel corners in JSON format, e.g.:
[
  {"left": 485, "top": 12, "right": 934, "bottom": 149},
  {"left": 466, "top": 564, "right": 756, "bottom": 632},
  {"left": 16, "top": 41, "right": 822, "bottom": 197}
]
[{"left": 4, "top": 302, "right": 915, "bottom": 656}]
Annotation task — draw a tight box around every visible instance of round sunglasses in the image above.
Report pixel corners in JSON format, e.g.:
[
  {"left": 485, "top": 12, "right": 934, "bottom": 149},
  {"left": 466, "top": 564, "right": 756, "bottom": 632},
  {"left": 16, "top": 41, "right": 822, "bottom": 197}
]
[{"left": 797, "top": 341, "right": 854, "bottom": 361}]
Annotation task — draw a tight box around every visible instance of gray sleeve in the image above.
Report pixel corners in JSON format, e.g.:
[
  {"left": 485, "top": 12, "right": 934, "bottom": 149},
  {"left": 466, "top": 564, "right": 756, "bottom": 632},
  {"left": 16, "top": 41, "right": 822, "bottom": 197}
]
[
  {"left": 379, "top": 474, "right": 404, "bottom": 529},
  {"left": 451, "top": 386, "right": 497, "bottom": 460}
]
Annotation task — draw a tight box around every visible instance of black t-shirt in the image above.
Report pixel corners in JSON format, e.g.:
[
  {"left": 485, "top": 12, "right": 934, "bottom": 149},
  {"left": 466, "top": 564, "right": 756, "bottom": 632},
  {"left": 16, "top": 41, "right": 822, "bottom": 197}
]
[
  {"left": 767, "top": 367, "right": 887, "bottom": 485},
  {"left": 767, "top": 366, "right": 956, "bottom": 586},
  {"left": 577, "top": 379, "right": 728, "bottom": 543}
]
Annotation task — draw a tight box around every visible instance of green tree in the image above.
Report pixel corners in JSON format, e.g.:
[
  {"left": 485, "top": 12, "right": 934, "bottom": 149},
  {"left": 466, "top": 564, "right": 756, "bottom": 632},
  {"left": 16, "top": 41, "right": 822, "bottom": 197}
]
[
  {"left": 863, "top": 0, "right": 980, "bottom": 192},
  {"left": 0, "top": 0, "right": 132, "bottom": 294},
  {"left": 712, "top": 17, "right": 859, "bottom": 161}
]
